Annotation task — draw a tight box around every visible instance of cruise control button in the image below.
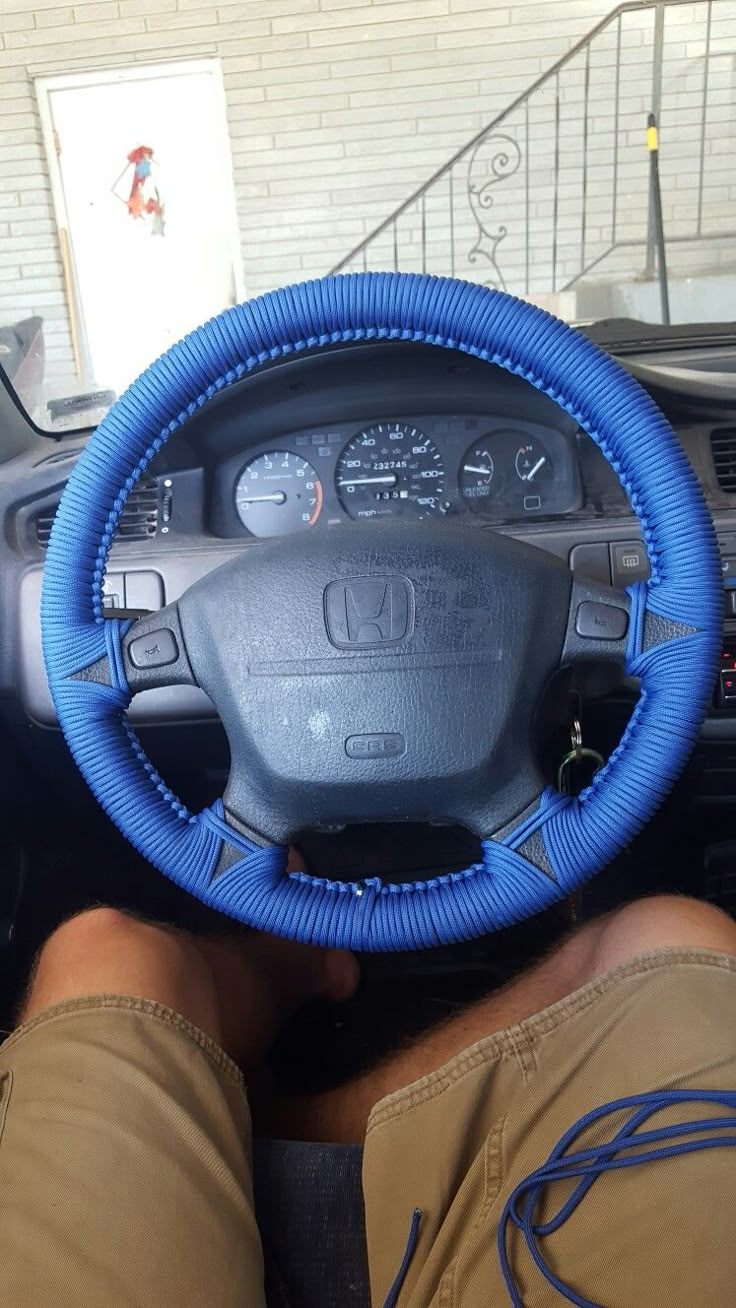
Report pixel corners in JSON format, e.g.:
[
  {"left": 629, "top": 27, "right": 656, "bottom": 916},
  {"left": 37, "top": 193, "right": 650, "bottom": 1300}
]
[
  {"left": 611, "top": 542, "right": 649, "bottom": 586},
  {"left": 128, "top": 628, "right": 179, "bottom": 670},
  {"left": 575, "top": 601, "right": 629, "bottom": 641}
]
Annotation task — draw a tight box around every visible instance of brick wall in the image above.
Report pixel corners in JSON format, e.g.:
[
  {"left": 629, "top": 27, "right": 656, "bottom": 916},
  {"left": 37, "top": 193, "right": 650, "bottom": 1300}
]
[{"left": 0, "top": 0, "right": 733, "bottom": 396}]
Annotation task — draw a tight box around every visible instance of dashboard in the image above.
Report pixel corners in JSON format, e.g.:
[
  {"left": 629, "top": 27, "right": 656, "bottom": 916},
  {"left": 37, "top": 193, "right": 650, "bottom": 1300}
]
[
  {"left": 198, "top": 344, "right": 608, "bottom": 547},
  {"left": 218, "top": 414, "right": 581, "bottom": 539}
]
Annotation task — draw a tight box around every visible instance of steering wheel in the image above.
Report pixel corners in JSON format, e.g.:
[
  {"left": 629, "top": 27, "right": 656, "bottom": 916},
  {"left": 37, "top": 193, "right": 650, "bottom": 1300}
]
[{"left": 41, "top": 274, "right": 722, "bottom": 951}]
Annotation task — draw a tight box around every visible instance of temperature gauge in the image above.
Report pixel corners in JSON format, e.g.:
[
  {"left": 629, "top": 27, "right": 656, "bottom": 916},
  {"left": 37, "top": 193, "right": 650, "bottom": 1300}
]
[{"left": 515, "top": 439, "right": 553, "bottom": 487}]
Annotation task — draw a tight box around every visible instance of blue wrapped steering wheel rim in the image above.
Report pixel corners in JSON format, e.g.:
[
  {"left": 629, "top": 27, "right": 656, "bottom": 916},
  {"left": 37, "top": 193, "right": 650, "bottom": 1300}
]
[{"left": 41, "top": 274, "right": 722, "bottom": 950}]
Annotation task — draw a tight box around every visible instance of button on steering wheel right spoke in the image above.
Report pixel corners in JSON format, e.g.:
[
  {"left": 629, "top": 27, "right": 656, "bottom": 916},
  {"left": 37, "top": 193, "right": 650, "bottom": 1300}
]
[{"left": 560, "top": 573, "right": 633, "bottom": 673}]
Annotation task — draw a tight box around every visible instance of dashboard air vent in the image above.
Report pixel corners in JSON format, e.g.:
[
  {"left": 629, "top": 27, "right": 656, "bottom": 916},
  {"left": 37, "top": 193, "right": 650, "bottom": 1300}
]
[
  {"left": 711, "top": 427, "right": 736, "bottom": 493},
  {"left": 35, "top": 477, "right": 159, "bottom": 550}
]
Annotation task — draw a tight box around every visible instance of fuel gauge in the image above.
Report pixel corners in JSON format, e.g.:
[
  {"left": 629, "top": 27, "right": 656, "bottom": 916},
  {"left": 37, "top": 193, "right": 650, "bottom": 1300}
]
[{"left": 459, "top": 444, "right": 496, "bottom": 508}]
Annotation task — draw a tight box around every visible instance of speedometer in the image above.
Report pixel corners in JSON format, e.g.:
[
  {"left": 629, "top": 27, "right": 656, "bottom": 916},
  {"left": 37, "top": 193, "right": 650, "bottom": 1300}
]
[{"left": 335, "top": 422, "right": 446, "bottom": 520}]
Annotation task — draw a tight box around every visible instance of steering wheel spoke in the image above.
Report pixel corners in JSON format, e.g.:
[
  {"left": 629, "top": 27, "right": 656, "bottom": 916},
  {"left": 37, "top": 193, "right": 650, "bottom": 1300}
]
[
  {"left": 121, "top": 604, "right": 197, "bottom": 695},
  {"left": 560, "top": 573, "right": 632, "bottom": 672}
]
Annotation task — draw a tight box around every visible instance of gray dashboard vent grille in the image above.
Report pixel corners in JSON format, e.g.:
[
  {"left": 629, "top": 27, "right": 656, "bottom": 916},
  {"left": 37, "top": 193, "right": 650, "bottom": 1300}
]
[
  {"left": 711, "top": 427, "right": 736, "bottom": 493},
  {"left": 35, "top": 477, "right": 160, "bottom": 549}
]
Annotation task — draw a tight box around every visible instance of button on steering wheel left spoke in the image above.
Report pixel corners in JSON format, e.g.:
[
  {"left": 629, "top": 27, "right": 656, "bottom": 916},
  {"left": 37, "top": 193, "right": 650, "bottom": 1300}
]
[{"left": 121, "top": 605, "right": 197, "bottom": 696}]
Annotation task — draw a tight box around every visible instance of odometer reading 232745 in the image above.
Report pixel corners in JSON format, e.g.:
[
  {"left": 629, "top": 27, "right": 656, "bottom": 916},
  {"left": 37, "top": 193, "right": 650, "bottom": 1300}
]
[{"left": 335, "top": 422, "right": 446, "bottom": 520}]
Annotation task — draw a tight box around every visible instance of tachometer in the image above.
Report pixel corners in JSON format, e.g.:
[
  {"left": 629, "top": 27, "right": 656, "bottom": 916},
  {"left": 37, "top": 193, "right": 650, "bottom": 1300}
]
[
  {"left": 335, "top": 422, "right": 445, "bottom": 520},
  {"left": 235, "top": 451, "right": 322, "bottom": 538}
]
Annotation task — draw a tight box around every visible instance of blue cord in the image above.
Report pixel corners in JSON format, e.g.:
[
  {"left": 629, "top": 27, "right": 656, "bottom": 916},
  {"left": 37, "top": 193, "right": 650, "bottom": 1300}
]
[
  {"left": 498, "top": 1089, "right": 736, "bottom": 1307},
  {"left": 383, "top": 1208, "right": 423, "bottom": 1308}
]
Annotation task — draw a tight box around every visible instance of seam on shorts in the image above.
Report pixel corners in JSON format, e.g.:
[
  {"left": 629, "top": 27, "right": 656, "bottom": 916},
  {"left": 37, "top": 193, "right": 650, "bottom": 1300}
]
[
  {"left": 504, "top": 1021, "right": 537, "bottom": 1084},
  {"left": 437, "top": 1259, "right": 456, "bottom": 1308},
  {"left": 366, "top": 949, "right": 736, "bottom": 1133},
  {"left": 0, "top": 1071, "right": 12, "bottom": 1148},
  {"left": 0, "top": 995, "right": 244, "bottom": 1089},
  {"left": 475, "top": 1115, "right": 506, "bottom": 1229}
]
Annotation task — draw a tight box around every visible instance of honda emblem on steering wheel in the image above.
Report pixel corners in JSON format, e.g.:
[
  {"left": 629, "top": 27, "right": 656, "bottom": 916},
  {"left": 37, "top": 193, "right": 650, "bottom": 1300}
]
[{"left": 324, "top": 575, "right": 414, "bottom": 649}]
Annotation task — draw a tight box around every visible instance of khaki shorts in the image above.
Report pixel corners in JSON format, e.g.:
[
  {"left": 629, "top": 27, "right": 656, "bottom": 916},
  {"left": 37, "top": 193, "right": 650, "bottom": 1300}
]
[{"left": 0, "top": 949, "right": 734, "bottom": 1307}]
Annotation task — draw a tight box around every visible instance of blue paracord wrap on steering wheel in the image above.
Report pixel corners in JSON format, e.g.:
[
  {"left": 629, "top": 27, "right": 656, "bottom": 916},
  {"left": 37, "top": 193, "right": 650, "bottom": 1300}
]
[{"left": 41, "top": 273, "right": 722, "bottom": 950}]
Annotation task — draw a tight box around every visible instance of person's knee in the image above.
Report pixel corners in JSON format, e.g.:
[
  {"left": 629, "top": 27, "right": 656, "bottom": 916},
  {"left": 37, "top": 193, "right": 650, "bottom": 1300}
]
[
  {"left": 590, "top": 895, "right": 736, "bottom": 976},
  {"left": 22, "top": 907, "right": 222, "bottom": 1039},
  {"left": 31, "top": 907, "right": 184, "bottom": 982},
  {"left": 36, "top": 906, "right": 142, "bottom": 963}
]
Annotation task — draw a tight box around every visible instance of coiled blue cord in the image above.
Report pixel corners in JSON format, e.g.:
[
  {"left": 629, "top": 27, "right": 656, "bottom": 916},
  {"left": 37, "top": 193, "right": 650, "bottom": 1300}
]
[{"left": 498, "top": 1089, "right": 736, "bottom": 1307}]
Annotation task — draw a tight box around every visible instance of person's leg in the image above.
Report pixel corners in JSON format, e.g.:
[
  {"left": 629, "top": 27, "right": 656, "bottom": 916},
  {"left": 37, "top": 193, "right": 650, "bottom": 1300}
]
[
  {"left": 20, "top": 906, "right": 358, "bottom": 1068},
  {"left": 373, "top": 893, "right": 736, "bottom": 1104},
  {"left": 1, "top": 907, "right": 357, "bottom": 1308},
  {"left": 257, "top": 895, "right": 736, "bottom": 1144},
  {"left": 353, "top": 897, "right": 736, "bottom": 1307}
]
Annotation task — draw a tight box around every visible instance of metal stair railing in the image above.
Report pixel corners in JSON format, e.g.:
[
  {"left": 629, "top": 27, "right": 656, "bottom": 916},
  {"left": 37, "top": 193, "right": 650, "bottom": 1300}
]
[{"left": 330, "top": 0, "right": 736, "bottom": 311}]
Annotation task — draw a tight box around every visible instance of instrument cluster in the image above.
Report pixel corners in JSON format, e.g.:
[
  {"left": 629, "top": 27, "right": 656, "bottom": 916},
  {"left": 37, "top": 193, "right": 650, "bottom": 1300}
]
[{"left": 230, "top": 414, "right": 582, "bottom": 539}]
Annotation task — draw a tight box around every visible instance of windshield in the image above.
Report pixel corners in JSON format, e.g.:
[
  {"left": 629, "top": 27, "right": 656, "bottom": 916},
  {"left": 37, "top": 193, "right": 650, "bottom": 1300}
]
[{"left": 1, "top": 0, "right": 735, "bottom": 433}]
